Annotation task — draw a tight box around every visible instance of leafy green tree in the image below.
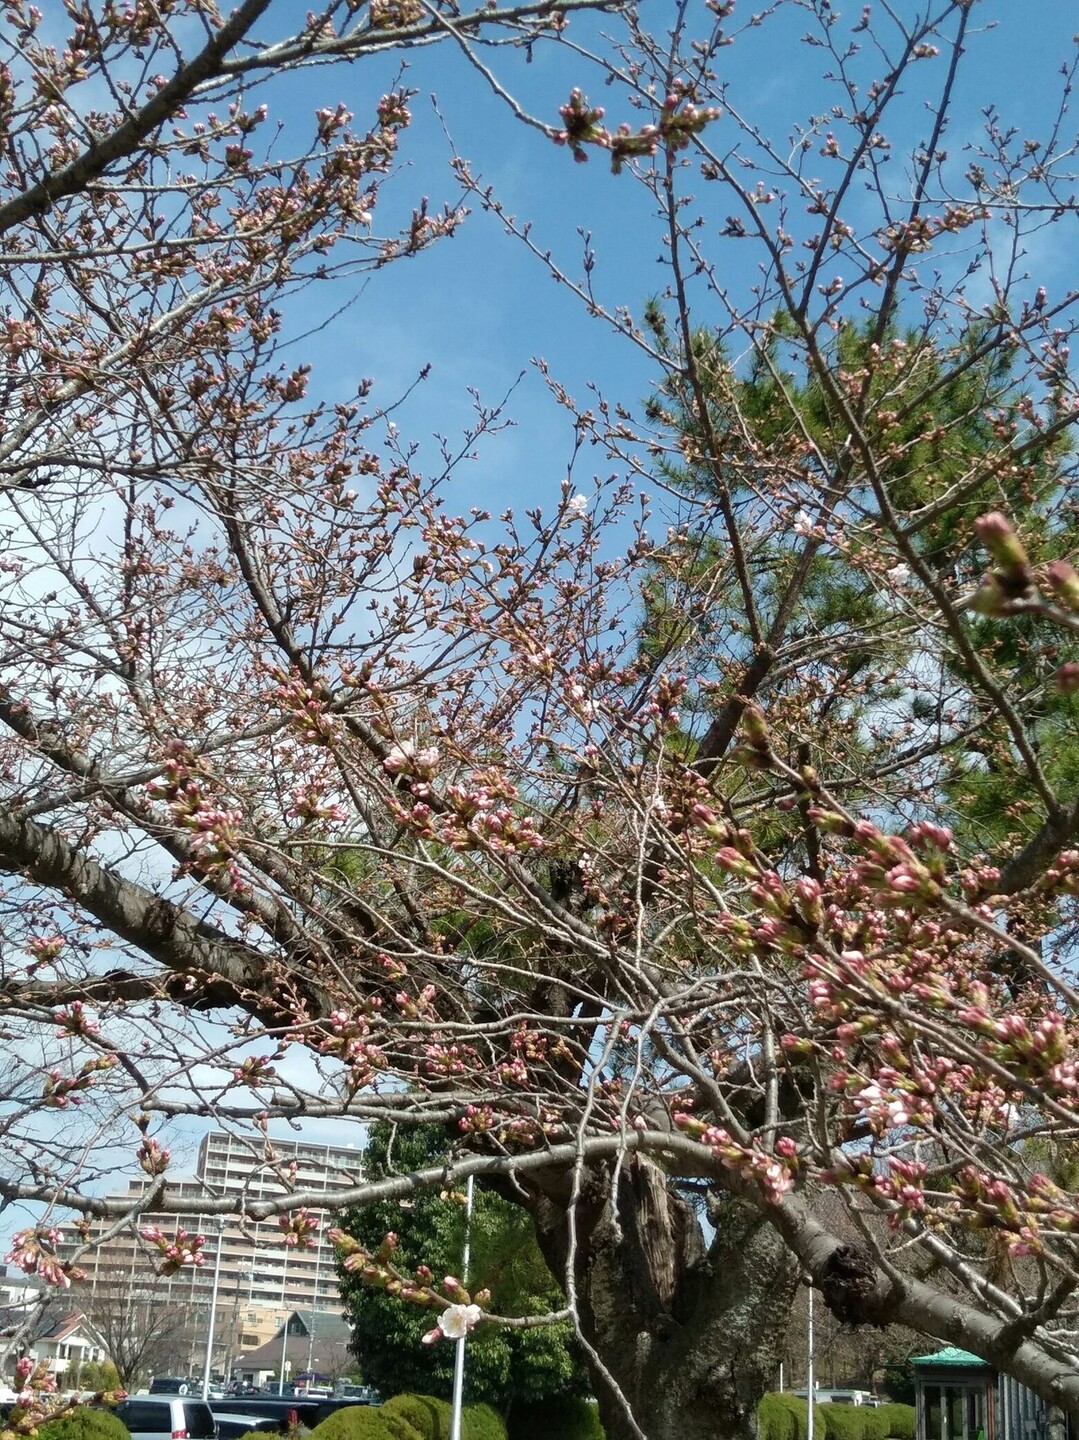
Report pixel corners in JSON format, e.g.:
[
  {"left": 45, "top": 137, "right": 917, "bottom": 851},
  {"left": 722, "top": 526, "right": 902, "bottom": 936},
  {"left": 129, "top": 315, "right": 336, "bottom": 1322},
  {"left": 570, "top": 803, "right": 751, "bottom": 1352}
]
[
  {"left": 336, "top": 1126, "right": 588, "bottom": 1418},
  {"left": 62, "top": 1360, "right": 121, "bottom": 1393},
  {"left": 639, "top": 314, "right": 1078, "bottom": 869}
]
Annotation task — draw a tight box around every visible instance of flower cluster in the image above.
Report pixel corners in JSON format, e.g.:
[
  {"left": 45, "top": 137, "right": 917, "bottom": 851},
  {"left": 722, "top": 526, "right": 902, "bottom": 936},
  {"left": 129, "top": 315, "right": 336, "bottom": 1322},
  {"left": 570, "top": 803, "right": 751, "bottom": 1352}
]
[
  {"left": 52, "top": 1001, "right": 100, "bottom": 1037},
  {"left": 279, "top": 1207, "right": 321, "bottom": 1249},
  {"left": 42, "top": 1055, "right": 116, "bottom": 1108},
  {"left": 328, "top": 1229, "right": 491, "bottom": 1345},
  {"left": 139, "top": 1224, "right": 206, "bottom": 1274},
  {"left": 674, "top": 1116, "right": 797, "bottom": 1204},
  {"left": 4, "top": 1227, "right": 84, "bottom": 1288},
  {"left": 138, "top": 1137, "right": 171, "bottom": 1177},
  {"left": 556, "top": 86, "right": 721, "bottom": 173},
  {"left": 318, "top": 1008, "right": 384, "bottom": 1085}
]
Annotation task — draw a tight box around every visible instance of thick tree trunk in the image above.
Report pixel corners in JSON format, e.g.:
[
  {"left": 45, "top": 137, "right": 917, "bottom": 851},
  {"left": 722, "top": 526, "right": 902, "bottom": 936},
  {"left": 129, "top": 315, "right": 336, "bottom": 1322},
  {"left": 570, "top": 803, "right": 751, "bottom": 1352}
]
[{"left": 523, "top": 1157, "right": 800, "bottom": 1440}]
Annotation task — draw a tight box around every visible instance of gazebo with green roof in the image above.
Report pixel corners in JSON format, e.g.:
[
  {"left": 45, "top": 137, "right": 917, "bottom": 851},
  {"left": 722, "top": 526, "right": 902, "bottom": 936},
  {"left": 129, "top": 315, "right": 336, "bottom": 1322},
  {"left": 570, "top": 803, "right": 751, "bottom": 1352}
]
[{"left": 910, "top": 1347, "right": 1051, "bottom": 1440}]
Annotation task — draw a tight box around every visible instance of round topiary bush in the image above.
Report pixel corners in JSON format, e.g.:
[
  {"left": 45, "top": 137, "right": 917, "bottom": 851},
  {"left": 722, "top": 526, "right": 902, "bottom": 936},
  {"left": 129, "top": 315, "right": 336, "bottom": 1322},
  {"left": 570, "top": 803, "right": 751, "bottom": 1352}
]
[
  {"left": 818, "top": 1403, "right": 864, "bottom": 1440},
  {"left": 379, "top": 1396, "right": 433, "bottom": 1440},
  {"left": 878, "top": 1404, "right": 916, "bottom": 1440},
  {"left": 410, "top": 1400, "right": 451, "bottom": 1440},
  {"left": 759, "top": 1394, "right": 798, "bottom": 1440},
  {"left": 310, "top": 1407, "right": 395, "bottom": 1440},
  {"left": 461, "top": 1404, "right": 505, "bottom": 1440},
  {"left": 862, "top": 1408, "right": 889, "bottom": 1440},
  {"left": 40, "top": 1408, "right": 130, "bottom": 1440}
]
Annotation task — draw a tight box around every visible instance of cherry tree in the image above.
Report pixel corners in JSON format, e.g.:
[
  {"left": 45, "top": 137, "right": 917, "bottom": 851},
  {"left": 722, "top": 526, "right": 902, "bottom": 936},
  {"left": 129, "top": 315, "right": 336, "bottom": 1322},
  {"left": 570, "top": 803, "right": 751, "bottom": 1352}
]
[{"left": 1, "top": 3, "right": 1079, "bottom": 1439}]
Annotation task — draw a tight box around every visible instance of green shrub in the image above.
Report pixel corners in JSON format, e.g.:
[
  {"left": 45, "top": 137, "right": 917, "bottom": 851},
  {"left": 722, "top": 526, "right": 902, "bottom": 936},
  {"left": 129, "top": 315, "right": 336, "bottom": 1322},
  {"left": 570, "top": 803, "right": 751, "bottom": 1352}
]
[
  {"left": 877, "top": 1405, "right": 915, "bottom": 1440},
  {"left": 380, "top": 1396, "right": 434, "bottom": 1440},
  {"left": 760, "top": 1393, "right": 829, "bottom": 1440},
  {"left": 759, "top": 1394, "right": 798, "bottom": 1440},
  {"left": 508, "top": 1395, "right": 604, "bottom": 1440},
  {"left": 411, "top": 1399, "right": 451, "bottom": 1440},
  {"left": 818, "top": 1404, "right": 865, "bottom": 1440},
  {"left": 40, "top": 1409, "right": 130, "bottom": 1440},
  {"left": 861, "top": 1410, "right": 889, "bottom": 1440},
  {"left": 310, "top": 1407, "right": 395, "bottom": 1440},
  {"left": 461, "top": 1404, "right": 506, "bottom": 1440},
  {"left": 230, "top": 1431, "right": 280, "bottom": 1440}
]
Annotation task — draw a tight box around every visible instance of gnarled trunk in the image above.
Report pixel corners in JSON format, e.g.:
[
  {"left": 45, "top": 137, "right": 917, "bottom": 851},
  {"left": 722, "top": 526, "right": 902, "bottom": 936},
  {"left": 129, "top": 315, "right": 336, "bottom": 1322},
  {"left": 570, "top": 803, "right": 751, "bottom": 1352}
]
[{"left": 523, "top": 1157, "right": 799, "bottom": 1440}]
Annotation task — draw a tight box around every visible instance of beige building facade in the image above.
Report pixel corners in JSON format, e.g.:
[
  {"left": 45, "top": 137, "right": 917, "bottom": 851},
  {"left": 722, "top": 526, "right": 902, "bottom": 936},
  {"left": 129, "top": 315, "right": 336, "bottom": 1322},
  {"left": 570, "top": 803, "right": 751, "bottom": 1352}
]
[{"left": 64, "top": 1131, "right": 364, "bottom": 1376}]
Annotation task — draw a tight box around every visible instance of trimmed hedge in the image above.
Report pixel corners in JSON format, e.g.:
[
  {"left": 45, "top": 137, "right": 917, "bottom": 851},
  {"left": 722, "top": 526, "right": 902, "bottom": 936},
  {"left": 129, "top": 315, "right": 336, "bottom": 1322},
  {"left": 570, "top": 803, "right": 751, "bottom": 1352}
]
[
  {"left": 508, "top": 1396, "right": 604, "bottom": 1440},
  {"left": 758, "top": 1397, "right": 916, "bottom": 1440},
  {"left": 819, "top": 1404, "right": 865, "bottom": 1440},
  {"left": 765, "top": 1394, "right": 820, "bottom": 1440},
  {"left": 759, "top": 1394, "right": 798, "bottom": 1440},
  {"left": 861, "top": 1411, "right": 889, "bottom": 1440},
  {"left": 309, "top": 1407, "right": 395, "bottom": 1440},
  {"left": 40, "top": 1410, "right": 130, "bottom": 1440},
  {"left": 380, "top": 1397, "right": 431, "bottom": 1440},
  {"left": 331, "top": 1397, "right": 505, "bottom": 1440},
  {"left": 414, "top": 1398, "right": 451, "bottom": 1440},
  {"left": 461, "top": 1405, "right": 506, "bottom": 1440},
  {"left": 877, "top": 1406, "right": 915, "bottom": 1440}
]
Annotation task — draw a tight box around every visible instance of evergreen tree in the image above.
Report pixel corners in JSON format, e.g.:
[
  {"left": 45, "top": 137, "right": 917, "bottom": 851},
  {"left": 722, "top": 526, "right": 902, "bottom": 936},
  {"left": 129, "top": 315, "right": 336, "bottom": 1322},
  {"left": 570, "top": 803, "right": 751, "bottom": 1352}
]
[{"left": 336, "top": 1126, "right": 588, "bottom": 1417}]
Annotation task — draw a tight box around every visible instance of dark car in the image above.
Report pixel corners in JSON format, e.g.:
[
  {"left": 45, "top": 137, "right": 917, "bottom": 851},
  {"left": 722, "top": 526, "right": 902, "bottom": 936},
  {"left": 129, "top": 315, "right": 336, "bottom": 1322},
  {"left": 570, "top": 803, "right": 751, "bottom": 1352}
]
[
  {"left": 214, "top": 1415, "right": 282, "bottom": 1439},
  {"left": 114, "top": 1397, "right": 218, "bottom": 1440},
  {"left": 150, "top": 1379, "right": 196, "bottom": 1397}
]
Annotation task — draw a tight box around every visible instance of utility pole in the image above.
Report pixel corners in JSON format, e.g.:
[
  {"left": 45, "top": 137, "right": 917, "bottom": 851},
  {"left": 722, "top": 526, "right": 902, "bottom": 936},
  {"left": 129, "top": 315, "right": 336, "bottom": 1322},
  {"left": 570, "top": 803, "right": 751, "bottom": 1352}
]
[
  {"left": 449, "top": 1177, "right": 475, "bottom": 1440},
  {"left": 201, "top": 1223, "right": 225, "bottom": 1400},
  {"left": 806, "top": 1282, "right": 815, "bottom": 1440}
]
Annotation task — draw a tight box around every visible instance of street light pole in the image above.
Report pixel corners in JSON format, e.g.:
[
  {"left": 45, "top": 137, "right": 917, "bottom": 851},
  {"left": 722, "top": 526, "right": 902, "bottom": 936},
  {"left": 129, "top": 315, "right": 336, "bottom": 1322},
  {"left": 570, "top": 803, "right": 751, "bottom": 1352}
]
[
  {"left": 806, "top": 1282, "right": 815, "bottom": 1440},
  {"left": 449, "top": 1176, "right": 475, "bottom": 1440},
  {"left": 277, "top": 1251, "right": 291, "bottom": 1397},
  {"left": 305, "top": 1246, "right": 323, "bottom": 1384},
  {"left": 201, "top": 1223, "right": 226, "bottom": 1401}
]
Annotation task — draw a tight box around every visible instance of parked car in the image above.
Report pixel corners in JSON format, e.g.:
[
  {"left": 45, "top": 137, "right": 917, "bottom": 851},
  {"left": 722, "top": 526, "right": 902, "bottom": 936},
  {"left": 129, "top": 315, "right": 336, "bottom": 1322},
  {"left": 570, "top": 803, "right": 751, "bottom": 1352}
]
[
  {"left": 114, "top": 1395, "right": 219, "bottom": 1440},
  {"left": 334, "top": 1385, "right": 377, "bottom": 1404},
  {"left": 150, "top": 1379, "right": 196, "bottom": 1397},
  {"left": 213, "top": 1414, "right": 282, "bottom": 1439}
]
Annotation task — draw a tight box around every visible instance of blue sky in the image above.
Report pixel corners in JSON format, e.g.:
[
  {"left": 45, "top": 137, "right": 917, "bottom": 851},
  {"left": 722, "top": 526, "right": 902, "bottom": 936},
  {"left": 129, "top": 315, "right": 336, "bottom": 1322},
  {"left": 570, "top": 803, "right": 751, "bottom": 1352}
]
[{"left": 256, "top": 0, "right": 1079, "bottom": 522}]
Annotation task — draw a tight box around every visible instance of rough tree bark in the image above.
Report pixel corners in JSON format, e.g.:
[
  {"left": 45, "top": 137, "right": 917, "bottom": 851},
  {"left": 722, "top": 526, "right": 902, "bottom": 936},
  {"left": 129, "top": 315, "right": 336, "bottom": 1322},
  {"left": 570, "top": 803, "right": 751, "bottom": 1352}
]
[{"left": 524, "top": 1158, "right": 799, "bottom": 1440}]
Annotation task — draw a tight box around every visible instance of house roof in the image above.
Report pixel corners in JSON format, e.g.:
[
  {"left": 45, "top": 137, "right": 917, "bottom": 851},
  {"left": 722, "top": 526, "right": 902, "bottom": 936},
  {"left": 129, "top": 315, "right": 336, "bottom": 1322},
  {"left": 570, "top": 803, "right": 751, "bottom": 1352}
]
[
  {"left": 286, "top": 1312, "right": 350, "bottom": 1343},
  {"left": 0, "top": 1307, "right": 105, "bottom": 1347},
  {"left": 233, "top": 1311, "right": 351, "bottom": 1368},
  {"left": 36, "top": 1312, "right": 88, "bottom": 1343},
  {"left": 911, "top": 1347, "right": 989, "bottom": 1369},
  {"left": 233, "top": 1334, "right": 351, "bottom": 1370}
]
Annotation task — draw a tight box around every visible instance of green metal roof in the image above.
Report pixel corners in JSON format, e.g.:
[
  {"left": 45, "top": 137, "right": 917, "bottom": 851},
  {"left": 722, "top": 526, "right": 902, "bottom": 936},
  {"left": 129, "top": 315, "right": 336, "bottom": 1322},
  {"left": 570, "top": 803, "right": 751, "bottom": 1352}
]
[{"left": 911, "top": 1347, "right": 989, "bottom": 1369}]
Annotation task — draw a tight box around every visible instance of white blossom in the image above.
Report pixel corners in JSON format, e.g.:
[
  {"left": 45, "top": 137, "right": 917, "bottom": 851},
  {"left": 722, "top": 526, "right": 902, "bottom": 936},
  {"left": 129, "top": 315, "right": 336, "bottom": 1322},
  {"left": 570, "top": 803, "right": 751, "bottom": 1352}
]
[
  {"left": 384, "top": 740, "right": 441, "bottom": 775},
  {"left": 793, "top": 509, "right": 814, "bottom": 536},
  {"left": 439, "top": 1302, "right": 483, "bottom": 1339},
  {"left": 562, "top": 492, "right": 590, "bottom": 526},
  {"left": 886, "top": 563, "right": 911, "bottom": 583}
]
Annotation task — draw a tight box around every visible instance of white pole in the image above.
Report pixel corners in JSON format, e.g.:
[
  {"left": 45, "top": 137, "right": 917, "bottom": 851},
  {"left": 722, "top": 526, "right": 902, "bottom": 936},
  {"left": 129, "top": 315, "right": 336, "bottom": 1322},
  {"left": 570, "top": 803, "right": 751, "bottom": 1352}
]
[
  {"left": 449, "top": 1177, "right": 475, "bottom": 1440},
  {"left": 806, "top": 1283, "right": 815, "bottom": 1440},
  {"left": 779, "top": 1363, "right": 784, "bottom": 1394},
  {"left": 306, "top": 1246, "right": 323, "bottom": 1384},
  {"left": 201, "top": 1225, "right": 225, "bottom": 1401},
  {"left": 278, "top": 1251, "right": 290, "bottom": 1396}
]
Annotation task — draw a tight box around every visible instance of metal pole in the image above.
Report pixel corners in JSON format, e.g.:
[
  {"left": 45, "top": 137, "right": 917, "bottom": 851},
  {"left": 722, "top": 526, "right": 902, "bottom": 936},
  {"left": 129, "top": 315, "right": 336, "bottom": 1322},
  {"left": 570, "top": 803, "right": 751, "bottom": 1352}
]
[
  {"left": 806, "top": 1283, "right": 815, "bottom": 1440},
  {"left": 306, "top": 1247, "right": 322, "bottom": 1384},
  {"left": 278, "top": 1251, "right": 290, "bottom": 1396},
  {"left": 449, "top": 1176, "right": 475, "bottom": 1440},
  {"left": 201, "top": 1225, "right": 225, "bottom": 1401}
]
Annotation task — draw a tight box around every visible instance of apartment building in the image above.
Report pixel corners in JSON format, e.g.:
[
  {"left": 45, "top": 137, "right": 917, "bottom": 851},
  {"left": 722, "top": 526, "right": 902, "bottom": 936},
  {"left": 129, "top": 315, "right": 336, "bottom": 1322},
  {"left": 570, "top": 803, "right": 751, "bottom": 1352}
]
[{"left": 63, "top": 1130, "right": 364, "bottom": 1373}]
